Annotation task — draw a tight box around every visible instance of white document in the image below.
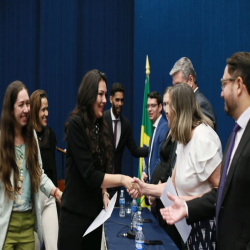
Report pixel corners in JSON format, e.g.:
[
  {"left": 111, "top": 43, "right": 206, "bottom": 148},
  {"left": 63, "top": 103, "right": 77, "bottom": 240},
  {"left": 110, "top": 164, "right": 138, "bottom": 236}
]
[
  {"left": 83, "top": 192, "right": 117, "bottom": 237},
  {"left": 160, "top": 178, "right": 191, "bottom": 243}
]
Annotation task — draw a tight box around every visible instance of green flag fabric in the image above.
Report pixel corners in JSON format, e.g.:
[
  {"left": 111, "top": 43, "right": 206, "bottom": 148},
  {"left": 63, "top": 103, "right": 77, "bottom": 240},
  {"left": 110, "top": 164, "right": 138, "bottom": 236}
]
[{"left": 138, "top": 75, "right": 152, "bottom": 208}]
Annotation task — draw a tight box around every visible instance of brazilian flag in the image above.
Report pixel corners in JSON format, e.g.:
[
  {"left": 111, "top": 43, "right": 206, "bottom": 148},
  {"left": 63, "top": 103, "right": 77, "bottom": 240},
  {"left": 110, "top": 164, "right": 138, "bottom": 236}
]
[{"left": 138, "top": 75, "right": 152, "bottom": 208}]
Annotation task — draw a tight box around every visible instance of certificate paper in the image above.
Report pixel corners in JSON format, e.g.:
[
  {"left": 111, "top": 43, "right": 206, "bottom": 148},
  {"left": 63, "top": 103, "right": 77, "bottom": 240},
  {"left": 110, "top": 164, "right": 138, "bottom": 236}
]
[
  {"left": 83, "top": 192, "right": 117, "bottom": 237},
  {"left": 160, "top": 178, "right": 191, "bottom": 243}
]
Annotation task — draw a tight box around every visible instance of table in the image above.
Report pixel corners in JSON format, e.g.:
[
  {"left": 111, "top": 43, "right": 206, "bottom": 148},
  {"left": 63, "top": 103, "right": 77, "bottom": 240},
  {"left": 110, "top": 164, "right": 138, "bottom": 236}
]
[{"left": 104, "top": 208, "right": 178, "bottom": 250}]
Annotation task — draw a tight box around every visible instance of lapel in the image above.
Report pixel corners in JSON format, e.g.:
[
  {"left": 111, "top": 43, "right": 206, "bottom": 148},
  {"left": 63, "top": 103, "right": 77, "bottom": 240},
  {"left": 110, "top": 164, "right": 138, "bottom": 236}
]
[
  {"left": 221, "top": 119, "right": 250, "bottom": 204},
  {"left": 150, "top": 117, "right": 162, "bottom": 153},
  {"left": 195, "top": 88, "right": 201, "bottom": 97},
  {"left": 107, "top": 110, "right": 115, "bottom": 149},
  {"left": 116, "top": 115, "right": 124, "bottom": 150}
]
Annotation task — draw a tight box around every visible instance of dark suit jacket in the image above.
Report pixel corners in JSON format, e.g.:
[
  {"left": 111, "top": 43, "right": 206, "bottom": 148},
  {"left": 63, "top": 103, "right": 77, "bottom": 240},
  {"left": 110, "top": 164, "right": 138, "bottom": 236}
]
[
  {"left": 187, "top": 119, "right": 250, "bottom": 250},
  {"left": 146, "top": 116, "right": 168, "bottom": 182},
  {"left": 61, "top": 115, "right": 105, "bottom": 218},
  {"left": 195, "top": 88, "right": 217, "bottom": 131},
  {"left": 103, "top": 109, "right": 148, "bottom": 174}
]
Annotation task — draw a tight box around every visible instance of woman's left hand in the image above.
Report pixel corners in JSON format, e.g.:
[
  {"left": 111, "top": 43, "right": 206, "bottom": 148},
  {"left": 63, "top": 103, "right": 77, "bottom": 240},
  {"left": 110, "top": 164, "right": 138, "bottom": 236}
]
[
  {"left": 103, "top": 193, "right": 110, "bottom": 211},
  {"left": 56, "top": 191, "right": 63, "bottom": 205}
]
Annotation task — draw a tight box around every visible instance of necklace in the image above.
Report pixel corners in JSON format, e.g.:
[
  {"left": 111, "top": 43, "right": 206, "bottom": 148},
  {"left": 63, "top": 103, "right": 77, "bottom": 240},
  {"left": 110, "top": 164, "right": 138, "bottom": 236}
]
[{"left": 16, "top": 145, "right": 24, "bottom": 189}]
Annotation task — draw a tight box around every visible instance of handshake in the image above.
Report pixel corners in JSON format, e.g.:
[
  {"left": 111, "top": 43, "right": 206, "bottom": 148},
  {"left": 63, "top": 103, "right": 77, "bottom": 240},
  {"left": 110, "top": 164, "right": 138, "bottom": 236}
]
[{"left": 123, "top": 176, "right": 146, "bottom": 199}]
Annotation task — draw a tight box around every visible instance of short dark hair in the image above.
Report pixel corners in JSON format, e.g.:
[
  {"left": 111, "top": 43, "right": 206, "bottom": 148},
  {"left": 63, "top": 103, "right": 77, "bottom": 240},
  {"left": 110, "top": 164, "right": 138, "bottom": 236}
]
[
  {"left": 147, "top": 91, "right": 162, "bottom": 105},
  {"left": 110, "top": 83, "right": 125, "bottom": 96},
  {"left": 227, "top": 52, "right": 250, "bottom": 94}
]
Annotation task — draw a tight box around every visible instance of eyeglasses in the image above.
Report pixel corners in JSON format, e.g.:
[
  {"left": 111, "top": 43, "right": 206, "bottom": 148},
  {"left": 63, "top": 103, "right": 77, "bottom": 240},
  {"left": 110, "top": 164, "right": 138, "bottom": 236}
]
[
  {"left": 145, "top": 104, "right": 158, "bottom": 109},
  {"left": 220, "top": 78, "right": 236, "bottom": 91}
]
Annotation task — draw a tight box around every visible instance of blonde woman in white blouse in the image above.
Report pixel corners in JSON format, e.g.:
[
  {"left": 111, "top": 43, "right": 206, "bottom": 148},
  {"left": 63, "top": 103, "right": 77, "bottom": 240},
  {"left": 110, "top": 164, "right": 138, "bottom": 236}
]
[{"left": 129, "top": 84, "right": 222, "bottom": 249}]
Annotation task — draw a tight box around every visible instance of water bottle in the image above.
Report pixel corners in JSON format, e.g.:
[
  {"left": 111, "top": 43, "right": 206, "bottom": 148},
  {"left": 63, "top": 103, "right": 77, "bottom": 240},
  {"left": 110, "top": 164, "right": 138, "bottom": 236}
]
[
  {"left": 135, "top": 227, "right": 145, "bottom": 250},
  {"left": 133, "top": 211, "right": 138, "bottom": 231},
  {"left": 119, "top": 190, "right": 125, "bottom": 217},
  {"left": 136, "top": 211, "right": 143, "bottom": 231},
  {"left": 131, "top": 199, "right": 137, "bottom": 229},
  {"left": 131, "top": 199, "right": 137, "bottom": 219}
]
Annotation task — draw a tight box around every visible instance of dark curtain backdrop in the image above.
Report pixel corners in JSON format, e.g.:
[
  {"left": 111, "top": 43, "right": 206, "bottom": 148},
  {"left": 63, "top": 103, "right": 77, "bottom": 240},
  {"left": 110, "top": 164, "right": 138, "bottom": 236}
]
[
  {"left": 133, "top": 0, "right": 250, "bottom": 175},
  {"left": 1, "top": 0, "right": 250, "bottom": 182},
  {"left": 0, "top": 0, "right": 134, "bottom": 181}
]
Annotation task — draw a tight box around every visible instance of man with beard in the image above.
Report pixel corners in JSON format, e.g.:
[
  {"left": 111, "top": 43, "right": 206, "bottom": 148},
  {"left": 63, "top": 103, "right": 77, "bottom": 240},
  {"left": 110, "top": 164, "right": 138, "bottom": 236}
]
[
  {"left": 160, "top": 52, "right": 250, "bottom": 249},
  {"left": 103, "top": 83, "right": 148, "bottom": 204}
]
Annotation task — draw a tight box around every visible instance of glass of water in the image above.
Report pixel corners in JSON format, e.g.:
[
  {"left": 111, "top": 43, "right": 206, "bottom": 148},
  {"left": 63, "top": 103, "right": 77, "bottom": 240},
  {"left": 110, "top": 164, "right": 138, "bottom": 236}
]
[{"left": 125, "top": 201, "right": 131, "bottom": 214}]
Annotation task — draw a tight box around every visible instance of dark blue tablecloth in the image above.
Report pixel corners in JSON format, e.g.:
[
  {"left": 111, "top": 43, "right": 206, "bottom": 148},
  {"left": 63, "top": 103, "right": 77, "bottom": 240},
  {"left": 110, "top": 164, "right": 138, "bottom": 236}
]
[{"left": 104, "top": 207, "right": 178, "bottom": 250}]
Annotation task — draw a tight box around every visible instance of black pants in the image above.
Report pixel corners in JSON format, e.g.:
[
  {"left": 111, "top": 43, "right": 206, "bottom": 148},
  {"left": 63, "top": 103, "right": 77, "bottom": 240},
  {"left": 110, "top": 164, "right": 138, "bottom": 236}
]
[{"left": 58, "top": 208, "right": 102, "bottom": 250}]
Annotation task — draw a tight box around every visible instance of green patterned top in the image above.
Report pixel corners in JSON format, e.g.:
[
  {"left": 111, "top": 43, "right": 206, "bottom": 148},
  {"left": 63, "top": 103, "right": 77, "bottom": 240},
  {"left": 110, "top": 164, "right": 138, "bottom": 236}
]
[{"left": 13, "top": 144, "right": 32, "bottom": 211}]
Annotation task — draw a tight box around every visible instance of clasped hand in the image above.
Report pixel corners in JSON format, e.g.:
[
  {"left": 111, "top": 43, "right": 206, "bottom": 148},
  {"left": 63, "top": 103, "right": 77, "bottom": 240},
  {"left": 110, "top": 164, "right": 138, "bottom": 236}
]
[{"left": 125, "top": 177, "right": 145, "bottom": 199}]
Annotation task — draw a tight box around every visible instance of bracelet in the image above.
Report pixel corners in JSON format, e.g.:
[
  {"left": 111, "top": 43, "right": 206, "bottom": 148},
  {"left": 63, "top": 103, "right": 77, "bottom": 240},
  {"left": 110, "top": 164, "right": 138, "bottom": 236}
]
[
  {"left": 102, "top": 192, "right": 110, "bottom": 198},
  {"left": 54, "top": 188, "right": 59, "bottom": 199}
]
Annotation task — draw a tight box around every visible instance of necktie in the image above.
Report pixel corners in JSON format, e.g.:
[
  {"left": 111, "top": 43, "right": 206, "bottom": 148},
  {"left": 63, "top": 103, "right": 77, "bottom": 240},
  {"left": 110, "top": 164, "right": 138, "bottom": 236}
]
[
  {"left": 216, "top": 122, "right": 241, "bottom": 227},
  {"left": 148, "top": 126, "right": 156, "bottom": 181},
  {"left": 113, "top": 120, "right": 118, "bottom": 148}
]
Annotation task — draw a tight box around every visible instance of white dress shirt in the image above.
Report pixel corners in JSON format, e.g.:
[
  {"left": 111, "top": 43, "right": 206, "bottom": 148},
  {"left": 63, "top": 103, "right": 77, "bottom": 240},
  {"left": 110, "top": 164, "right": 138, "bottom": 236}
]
[{"left": 110, "top": 109, "right": 121, "bottom": 148}]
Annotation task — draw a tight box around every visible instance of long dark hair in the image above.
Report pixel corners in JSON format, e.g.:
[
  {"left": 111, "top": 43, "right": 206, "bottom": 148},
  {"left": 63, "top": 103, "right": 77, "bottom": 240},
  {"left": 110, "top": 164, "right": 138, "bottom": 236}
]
[
  {"left": 29, "top": 89, "right": 48, "bottom": 131},
  {"left": 65, "top": 70, "right": 112, "bottom": 171},
  {"left": 0, "top": 81, "right": 42, "bottom": 199}
]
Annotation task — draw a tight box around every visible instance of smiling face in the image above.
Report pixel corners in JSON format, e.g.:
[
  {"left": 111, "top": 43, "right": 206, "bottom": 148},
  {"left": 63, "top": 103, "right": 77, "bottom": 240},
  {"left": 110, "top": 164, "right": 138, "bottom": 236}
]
[
  {"left": 13, "top": 88, "right": 30, "bottom": 131},
  {"left": 147, "top": 97, "right": 162, "bottom": 123},
  {"left": 37, "top": 98, "right": 49, "bottom": 130},
  {"left": 93, "top": 80, "right": 107, "bottom": 119},
  {"left": 110, "top": 91, "right": 124, "bottom": 118},
  {"left": 163, "top": 92, "right": 173, "bottom": 128}
]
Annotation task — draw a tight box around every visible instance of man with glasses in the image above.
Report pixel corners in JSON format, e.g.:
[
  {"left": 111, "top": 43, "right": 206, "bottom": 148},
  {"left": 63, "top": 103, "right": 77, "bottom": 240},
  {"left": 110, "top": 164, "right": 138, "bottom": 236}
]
[
  {"left": 141, "top": 92, "right": 168, "bottom": 184},
  {"left": 170, "top": 57, "right": 217, "bottom": 131},
  {"left": 161, "top": 52, "right": 250, "bottom": 249}
]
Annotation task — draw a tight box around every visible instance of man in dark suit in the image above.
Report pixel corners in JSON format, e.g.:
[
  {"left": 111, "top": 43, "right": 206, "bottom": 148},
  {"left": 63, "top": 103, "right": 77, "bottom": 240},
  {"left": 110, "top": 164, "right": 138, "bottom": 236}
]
[
  {"left": 103, "top": 83, "right": 148, "bottom": 203},
  {"left": 170, "top": 57, "right": 217, "bottom": 131},
  {"left": 161, "top": 52, "right": 250, "bottom": 250},
  {"left": 141, "top": 92, "right": 168, "bottom": 184}
]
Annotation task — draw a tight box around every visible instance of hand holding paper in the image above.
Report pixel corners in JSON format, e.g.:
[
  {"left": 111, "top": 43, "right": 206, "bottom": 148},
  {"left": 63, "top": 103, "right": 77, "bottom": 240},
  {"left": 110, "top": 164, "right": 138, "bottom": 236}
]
[
  {"left": 160, "top": 178, "right": 191, "bottom": 243},
  {"left": 83, "top": 192, "right": 117, "bottom": 237}
]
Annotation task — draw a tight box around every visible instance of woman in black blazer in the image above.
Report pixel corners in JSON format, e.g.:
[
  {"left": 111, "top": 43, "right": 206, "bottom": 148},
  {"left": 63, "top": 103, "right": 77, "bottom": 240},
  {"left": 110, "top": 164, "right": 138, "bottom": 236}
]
[{"left": 58, "top": 70, "right": 136, "bottom": 250}]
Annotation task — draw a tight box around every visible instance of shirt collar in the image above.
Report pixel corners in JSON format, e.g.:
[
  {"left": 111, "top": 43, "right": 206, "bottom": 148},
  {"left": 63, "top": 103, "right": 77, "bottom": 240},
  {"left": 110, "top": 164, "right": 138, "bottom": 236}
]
[
  {"left": 153, "top": 114, "right": 162, "bottom": 128},
  {"left": 194, "top": 87, "right": 198, "bottom": 93},
  {"left": 110, "top": 108, "right": 120, "bottom": 121},
  {"left": 236, "top": 106, "right": 250, "bottom": 130}
]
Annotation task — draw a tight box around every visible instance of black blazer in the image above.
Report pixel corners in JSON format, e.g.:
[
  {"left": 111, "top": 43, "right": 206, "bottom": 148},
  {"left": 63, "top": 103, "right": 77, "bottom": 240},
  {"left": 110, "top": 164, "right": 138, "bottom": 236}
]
[
  {"left": 187, "top": 119, "right": 250, "bottom": 250},
  {"left": 103, "top": 109, "right": 148, "bottom": 174},
  {"left": 61, "top": 115, "right": 105, "bottom": 218},
  {"left": 195, "top": 88, "right": 217, "bottom": 131},
  {"left": 36, "top": 127, "right": 58, "bottom": 186}
]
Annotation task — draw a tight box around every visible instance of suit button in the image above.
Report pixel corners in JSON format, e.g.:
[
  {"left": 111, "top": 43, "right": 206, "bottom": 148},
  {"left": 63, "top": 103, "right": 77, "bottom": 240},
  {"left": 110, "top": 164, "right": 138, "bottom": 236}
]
[{"left": 214, "top": 203, "right": 216, "bottom": 207}]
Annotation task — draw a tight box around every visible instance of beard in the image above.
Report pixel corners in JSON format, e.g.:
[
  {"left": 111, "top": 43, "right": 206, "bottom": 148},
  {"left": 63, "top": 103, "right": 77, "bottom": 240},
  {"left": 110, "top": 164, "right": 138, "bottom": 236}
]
[
  {"left": 224, "top": 96, "right": 238, "bottom": 118},
  {"left": 112, "top": 104, "right": 122, "bottom": 118}
]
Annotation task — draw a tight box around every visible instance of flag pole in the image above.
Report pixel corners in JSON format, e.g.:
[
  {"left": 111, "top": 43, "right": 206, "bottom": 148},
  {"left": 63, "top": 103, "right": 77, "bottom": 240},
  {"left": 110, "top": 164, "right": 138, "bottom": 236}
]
[
  {"left": 146, "top": 55, "right": 150, "bottom": 76},
  {"left": 138, "top": 55, "right": 152, "bottom": 208}
]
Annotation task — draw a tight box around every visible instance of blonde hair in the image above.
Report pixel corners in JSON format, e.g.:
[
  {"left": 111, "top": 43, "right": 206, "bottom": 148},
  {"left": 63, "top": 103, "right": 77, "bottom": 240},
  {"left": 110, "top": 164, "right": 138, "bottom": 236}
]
[{"left": 166, "top": 84, "right": 213, "bottom": 145}]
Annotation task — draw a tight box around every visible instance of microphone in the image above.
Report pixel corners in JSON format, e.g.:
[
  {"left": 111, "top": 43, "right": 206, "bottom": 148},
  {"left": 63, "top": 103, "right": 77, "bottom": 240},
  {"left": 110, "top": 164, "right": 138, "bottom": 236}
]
[{"left": 126, "top": 207, "right": 138, "bottom": 239}]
